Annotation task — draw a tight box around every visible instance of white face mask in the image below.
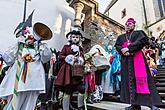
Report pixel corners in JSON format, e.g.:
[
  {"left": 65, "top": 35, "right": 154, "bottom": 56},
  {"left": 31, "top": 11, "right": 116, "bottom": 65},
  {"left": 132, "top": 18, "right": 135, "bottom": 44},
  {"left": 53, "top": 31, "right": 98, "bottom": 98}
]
[
  {"left": 17, "top": 27, "right": 31, "bottom": 43},
  {"left": 108, "top": 45, "right": 112, "bottom": 51},
  {"left": 25, "top": 39, "right": 34, "bottom": 46},
  {"left": 71, "top": 34, "right": 80, "bottom": 44},
  {"left": 17, "top": 36, "right": 26, "bottom": 43}
]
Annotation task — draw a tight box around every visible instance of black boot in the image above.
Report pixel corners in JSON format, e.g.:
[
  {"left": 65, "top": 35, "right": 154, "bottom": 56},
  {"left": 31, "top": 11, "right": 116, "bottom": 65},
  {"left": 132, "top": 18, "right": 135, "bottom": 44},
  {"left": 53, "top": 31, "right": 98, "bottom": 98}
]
[
  {"left": 69, "top": 103, "right": 77, "bottom": 110},
  {"left": 40, "top": 102, "right": 47, "bottom": 110},
  {"left": 47, "top": 101, "right": 53, "bottom": 110},
  {"left": 125, "top": 105, "right": 141, "bottom": 110},
  {"left": 86, "top": 97, "right": 94, "bottom": 104},
  {"left": 116, "top": 90, "right": 120, "bottom": 98},
  {"left": 78, "top": 106, "right": 84, "bottom": 110}
]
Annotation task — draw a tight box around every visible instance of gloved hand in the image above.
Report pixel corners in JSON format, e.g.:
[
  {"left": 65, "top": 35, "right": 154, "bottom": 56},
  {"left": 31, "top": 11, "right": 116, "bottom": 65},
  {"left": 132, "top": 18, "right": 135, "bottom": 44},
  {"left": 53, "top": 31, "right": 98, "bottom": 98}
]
[
  {"left": 71, "top": 44, "right": 80, "bottom": 52},
  {"left": 0, "top": 53, "right": 3, "bottom": 61},
  {"left": 65, "top": 54, "right": 75, "bottom": 65},
  {"left": 77, "top": 57, "right": 84, "bottom": 65},
  {"left": 121, "top": 48, "right": 129, "bottom": 54}
]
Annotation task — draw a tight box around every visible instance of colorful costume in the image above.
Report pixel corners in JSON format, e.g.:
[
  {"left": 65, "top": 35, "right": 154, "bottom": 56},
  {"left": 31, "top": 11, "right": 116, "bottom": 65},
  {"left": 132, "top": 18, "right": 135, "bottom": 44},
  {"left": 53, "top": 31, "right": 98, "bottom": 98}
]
[
  {"left": 55, "top": 30, "right": 85, "bottom": 110},
  {"left": 0, "top": 26, "right": 51, "bottom": 110},
  {"left": 55, "top": 44, "right": 84, "bottom": 92},
  {"left": 101, "top": 45, "right": 114, "bottom": 95},
  {"left": 109, "top": 48, "right": 121, "bottom": 96},
  {"left": 39, "top": 48, "right": 57, "bottom": 110},
  {"left": 84, "top": 52, "right": 96, "bottom": 104},
  {"left": 85, "top": 44, "right": 110, "bottom": 102}
]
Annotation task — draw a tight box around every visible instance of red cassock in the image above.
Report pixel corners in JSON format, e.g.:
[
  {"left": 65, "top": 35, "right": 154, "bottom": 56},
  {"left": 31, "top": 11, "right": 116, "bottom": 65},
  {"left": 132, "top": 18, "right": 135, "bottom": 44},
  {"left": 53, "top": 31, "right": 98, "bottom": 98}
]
[{"left": 55, "top": 44, "right": 84, "bottom": 91}]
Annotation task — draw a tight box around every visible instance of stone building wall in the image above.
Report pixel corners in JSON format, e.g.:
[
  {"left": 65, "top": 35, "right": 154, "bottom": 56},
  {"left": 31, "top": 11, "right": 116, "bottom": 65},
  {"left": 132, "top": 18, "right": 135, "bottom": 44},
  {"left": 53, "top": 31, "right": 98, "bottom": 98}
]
[
  {"left": 67, "top": 0, "right": 125, "bottom": 50},
  {"left": 83, "top": 8, "right": 125, "bottom": 49}
]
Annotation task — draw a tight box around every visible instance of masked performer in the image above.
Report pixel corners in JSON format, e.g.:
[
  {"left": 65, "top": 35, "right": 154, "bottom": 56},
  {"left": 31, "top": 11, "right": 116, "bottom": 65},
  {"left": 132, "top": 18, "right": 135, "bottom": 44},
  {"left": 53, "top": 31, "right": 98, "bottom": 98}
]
[
  {"left": 39, "top": 48, "right": 57, "bottom": 110},
  {"left": 115, "top": 18, "right": 162, "bottom": 110},
  {"left": 55, "top": 30, "right": 85, "bottom": 110},
  {"left": 109, "top": 46, "right": 121, "bottom": 97},
  {"left": 84, "top": 51, "right": 96, "bottom": 104},
  {"left": 86, "top": 44, "right": 110, "bottom": 102},
  {"left": 0, "top": 25, "right": 52, "bottom": 110}
]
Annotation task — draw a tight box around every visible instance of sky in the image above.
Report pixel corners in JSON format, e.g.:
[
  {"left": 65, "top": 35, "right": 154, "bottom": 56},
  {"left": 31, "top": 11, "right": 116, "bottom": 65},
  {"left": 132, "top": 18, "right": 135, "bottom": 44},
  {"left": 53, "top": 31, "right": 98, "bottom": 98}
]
[{"left": 97, "top": 0, "right": 111, "bottom": 13}]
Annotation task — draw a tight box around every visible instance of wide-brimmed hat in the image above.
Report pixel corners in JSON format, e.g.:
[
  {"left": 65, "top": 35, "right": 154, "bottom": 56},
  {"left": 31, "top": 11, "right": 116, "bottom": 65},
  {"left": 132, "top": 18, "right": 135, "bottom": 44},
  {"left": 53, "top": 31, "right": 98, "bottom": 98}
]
[
  {"left": 66, "top": 30, "right": 83, "bottom": 39},
  {"left": 33, "top": 22, "right": 53, "bottom": 41}
]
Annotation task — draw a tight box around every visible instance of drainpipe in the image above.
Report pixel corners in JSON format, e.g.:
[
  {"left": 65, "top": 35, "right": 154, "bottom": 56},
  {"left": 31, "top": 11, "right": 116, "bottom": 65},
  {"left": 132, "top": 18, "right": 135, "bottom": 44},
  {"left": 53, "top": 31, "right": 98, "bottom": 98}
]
[{"left": 142, "top": 0, "right": 149, "bottom": 35}]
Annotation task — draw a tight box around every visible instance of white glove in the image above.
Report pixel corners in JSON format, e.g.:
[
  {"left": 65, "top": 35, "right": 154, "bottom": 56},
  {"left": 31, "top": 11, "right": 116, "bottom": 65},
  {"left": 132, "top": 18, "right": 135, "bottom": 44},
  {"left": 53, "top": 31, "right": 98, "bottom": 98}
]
[
  {"left": 71, "top": 44, "right": 80, "bottom": 52},
  {"left": 77, "top": 57, "right": 84, "bottom": 65},
  {"left": 39, "top": 43, "right": 47, "bottom": 52},
  {"left": 65, "top": 54, "right": 75, "bottom": 65},
  {"left": 121, "top": 48, "right": 129, "bottom": 54},
  {"left": 0, "top": 52, "right": 3, "bottom": 61}
]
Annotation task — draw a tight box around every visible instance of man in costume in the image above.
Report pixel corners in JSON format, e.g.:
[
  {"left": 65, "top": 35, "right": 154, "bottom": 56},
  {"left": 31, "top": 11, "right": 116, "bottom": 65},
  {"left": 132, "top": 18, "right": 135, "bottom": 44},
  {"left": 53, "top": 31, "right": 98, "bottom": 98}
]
[
  {"left": 115, "top": 18, "right": 162, "bottom": 110},
  {"left": 39, "top": 48, "right": 57, "bottom": 110},
  {"left": 101, "top": 45, "right": 114, "bottom": 96},
  {"left": 0, "top": 25, "right": 52, "bottom": 110},
  {"left": 109, "top": 46, "right": 121, "bottom": 97},
  {"left": 55, "top": 30, "right": 85, "bottom": 110},
  {"left": 84, "top": 49, "right": 97, "bottom": 104},
  {"left": 85, "top": 44, "right": 110, "bottom": 102}
]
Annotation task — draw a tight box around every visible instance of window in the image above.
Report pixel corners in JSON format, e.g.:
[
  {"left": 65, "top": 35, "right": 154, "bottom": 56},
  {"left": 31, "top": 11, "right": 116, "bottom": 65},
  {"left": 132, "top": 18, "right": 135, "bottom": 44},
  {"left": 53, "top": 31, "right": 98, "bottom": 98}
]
[
  {"left": 163, "top": 0, "right": 165, "bottom": 11},
  {"left": 65, "top": 19, "right": 71, "bottom": 36},
  {"left": 105, "top": 11, "right": 110, "bottom": 17},
  {"left": 121, "top": 8, "right": 126, "bottom": 18},
  {"left": 54, "top": 14, "right": 62, "bottom": 34},
  {"left": 158, "top": 0, "right": 164, "bottom": 17},
  {"left": 154, "top": 0, "right": 165, "bottom": 18}
]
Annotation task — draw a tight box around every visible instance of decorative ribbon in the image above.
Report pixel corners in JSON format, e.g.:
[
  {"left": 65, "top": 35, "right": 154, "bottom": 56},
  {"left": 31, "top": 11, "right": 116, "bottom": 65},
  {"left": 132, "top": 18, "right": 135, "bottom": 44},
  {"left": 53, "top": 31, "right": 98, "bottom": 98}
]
[
  {"left": 21, "top": 62, "right": 27, "bottom": 83},
  {"left": 11, "top": 43, "right": 24, "bottom": 110},
  {"left": 84, "top": 93, "right": 87, "bottom": 110},
  {"left": 48, "top": 64, "right": 53, "bottom": 79},
  {"left": 21, "top": 51, "right": 33, "bottom": 83},
  {"left": 48, "top": 55, "right": 56, "bottom": 79},
  {"left": 134, "top": 51, "right": 150, "bottom": 94},
  {"left": 0, "top": 99, "right": 7, "bottom": 110},
  {"left": 0, "top": 61, "right": 3, "bottom": 76},
  {"left": 28, "top": 63, "right": 30, "bottom": 78}
]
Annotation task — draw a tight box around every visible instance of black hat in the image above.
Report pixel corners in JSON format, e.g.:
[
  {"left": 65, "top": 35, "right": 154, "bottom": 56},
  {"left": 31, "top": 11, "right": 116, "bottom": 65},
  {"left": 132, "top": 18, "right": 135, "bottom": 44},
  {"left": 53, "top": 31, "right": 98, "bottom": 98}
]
[{"left": 66, "top": 30, "right": 83, "bottom": 39}]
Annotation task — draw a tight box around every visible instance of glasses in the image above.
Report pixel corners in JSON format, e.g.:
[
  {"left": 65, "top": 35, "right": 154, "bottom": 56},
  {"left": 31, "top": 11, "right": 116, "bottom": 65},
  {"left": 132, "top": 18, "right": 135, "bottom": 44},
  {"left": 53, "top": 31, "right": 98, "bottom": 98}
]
[{"left": 125, "top": 22, "right": 135, "bottom": 26}]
